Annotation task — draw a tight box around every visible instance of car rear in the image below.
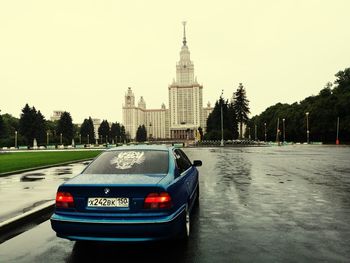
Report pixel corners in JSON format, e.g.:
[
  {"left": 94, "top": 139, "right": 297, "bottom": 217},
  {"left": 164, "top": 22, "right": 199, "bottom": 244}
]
[{"left": 50, "top": 147, "right": 186, "bottom": 241}]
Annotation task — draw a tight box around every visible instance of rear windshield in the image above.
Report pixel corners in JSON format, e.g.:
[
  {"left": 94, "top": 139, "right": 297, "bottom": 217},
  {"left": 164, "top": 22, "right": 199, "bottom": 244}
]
[{"left": 83, "top": 150, "right": 169, "bottom": 174}]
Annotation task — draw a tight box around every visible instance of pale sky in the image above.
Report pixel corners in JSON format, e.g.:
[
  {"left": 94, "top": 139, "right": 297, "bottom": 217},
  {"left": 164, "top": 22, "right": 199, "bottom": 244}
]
[{"left": 1, "top": 0, "right": 349, "bottom": 124}]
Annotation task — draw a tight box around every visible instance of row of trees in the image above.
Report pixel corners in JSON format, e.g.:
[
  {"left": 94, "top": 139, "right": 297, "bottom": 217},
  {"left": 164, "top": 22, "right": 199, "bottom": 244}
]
[
  {"left": 97, "top": 120, "right": 127, "bottom": 144},
  {"left": 0, "top": 105, "right": 127, "bottom": 147},
  {"left": 205, "top": 83, "right": 250, "bottom": 140},
  {"left": 248, "top": 68, "right": 350, "bottom": 143},
  {"left": 2, "top": 68, "right": 348, "bottom": 145}
]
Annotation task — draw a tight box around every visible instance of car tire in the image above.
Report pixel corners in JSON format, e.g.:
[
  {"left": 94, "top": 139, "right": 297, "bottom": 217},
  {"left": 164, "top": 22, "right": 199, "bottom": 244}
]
[{"left": 179, "top": 205, "right": 190, "bottom": 241}]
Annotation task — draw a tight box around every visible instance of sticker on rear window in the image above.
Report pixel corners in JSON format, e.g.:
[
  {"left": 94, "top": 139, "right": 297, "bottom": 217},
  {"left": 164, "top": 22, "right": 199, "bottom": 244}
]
[{"left": 110, "top": 151, "right": 146, "bottom": 170}]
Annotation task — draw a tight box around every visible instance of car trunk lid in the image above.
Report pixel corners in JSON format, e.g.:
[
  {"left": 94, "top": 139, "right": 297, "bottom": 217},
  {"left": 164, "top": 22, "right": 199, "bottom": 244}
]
[{"left": 58, "top": 173, "right": 167, "bottom": 214}]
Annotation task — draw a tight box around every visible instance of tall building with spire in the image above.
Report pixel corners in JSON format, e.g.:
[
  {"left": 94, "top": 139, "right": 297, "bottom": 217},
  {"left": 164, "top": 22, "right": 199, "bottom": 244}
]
[
  {"left": 122, "top": 22, "right": 212, "bottom": 140},
  {"left": 168, "top": 21, "right": 205, "bottom": 139}
]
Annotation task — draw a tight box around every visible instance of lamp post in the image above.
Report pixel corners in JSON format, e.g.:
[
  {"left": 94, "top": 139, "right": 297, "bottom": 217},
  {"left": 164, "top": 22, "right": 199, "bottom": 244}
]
[
  {"left": 14, "top": 131, "right": 17, "bottom": 148},
  {"left": 276, "top": 118, "right": 280, "bottom": 145},
  {"left": 105, "top": 135, "right": 108, "bottom": 145},
  {"left": 79, "top": 134, "right": 81, "bottom": 144},
  {"left": 149, "top": 122, "right": 152, "bottom": 142},
  {"left": 46, "top": 131, "right": 49, "bottom": 146},
  {"left": 306, "top": 112, "right": 309, "bottom": 144},
  {"left": 254, "top": 124, "right": 257, "bottom": 141},
  {"left": 264, "top": 122, "right": 267, "bottom": 142},
  {"left": 282, "top": 118, "right": 286, "bottom": 144},
  {"left": 87, "top": 134, "right": 90, "bottom": 145},
  {"left": 60, "top": 133, "right": 62, "bottom": 145},
  {"left": 220, "top": 89, "right": 224, "bottom": 147},
  {"left": 336, "top": 117, "right": 340, "bottom": 145},
  {"left": 248, "top": 127, "right": 251, "bottom": 140}
]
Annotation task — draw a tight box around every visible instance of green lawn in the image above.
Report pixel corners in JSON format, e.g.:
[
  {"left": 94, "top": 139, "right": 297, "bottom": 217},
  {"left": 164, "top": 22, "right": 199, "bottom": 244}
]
[{"left": 0, "top": 150, "right": 102, "bottom": 174}]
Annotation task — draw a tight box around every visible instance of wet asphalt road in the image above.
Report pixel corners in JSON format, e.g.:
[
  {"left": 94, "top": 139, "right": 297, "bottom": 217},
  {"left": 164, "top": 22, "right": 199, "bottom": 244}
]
[
  {"left": 1, "top": 145, "right": 350, "bottom": 262},
  {"left": 0, "top": 162, "right": 88, "bottom": 222}
]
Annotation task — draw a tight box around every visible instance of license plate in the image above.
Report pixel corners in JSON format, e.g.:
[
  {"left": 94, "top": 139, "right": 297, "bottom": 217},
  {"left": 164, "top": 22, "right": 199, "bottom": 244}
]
[{"left": 87, "top": 197, "right": 129, "bottom": 207}]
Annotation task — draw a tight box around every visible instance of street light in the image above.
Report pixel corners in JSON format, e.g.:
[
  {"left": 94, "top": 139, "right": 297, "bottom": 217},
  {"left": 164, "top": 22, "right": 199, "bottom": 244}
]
[
  {"left": 149, "top": 122, "right": 152, "bottom": 142},
  {"left": 282, "top": 118, "right": 286, "bottom": 144},
  {"left": 79, "top": 134, "right": 81, "bottom": 144},
  {"left": 254, "top": 124, "right": 257, "bottom": 141},
  {"left": 220, "top": 89, "right": 224, "bottom": 147},
  {"left": 336, "top": 117, "right": 340, "bottom": 145},
  {"left": 46, "top": 131, "right": 49, "bottom": 145},
  {"left": 60, "top": 133, "right": 63, "bottom": 145},
  {"left": 87, "top": 134, "right": 90, "bottom": 144},
  {"left": 105, "top": 135, "right": 108, "bottom": 145},
  {"left": 276, "top": 118, "right": 280, "bottom": 145},
  {"left": 264, "top": 122, "right": 267, "bottom": 142},
  {"left": 306, "top": 112, "right": 310, "bottom": 144},
  {"left": 14, "top": 131, "right": 17, "bottom": 148}
]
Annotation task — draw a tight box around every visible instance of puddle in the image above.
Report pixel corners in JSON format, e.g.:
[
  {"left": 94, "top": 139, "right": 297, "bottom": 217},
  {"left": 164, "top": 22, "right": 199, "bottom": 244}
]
[
  {"left": 20, "top": 174, "right": 45, "bottom": 182},
  {"left": 54, "top": 168, "right": 72, "bottom": 175}
]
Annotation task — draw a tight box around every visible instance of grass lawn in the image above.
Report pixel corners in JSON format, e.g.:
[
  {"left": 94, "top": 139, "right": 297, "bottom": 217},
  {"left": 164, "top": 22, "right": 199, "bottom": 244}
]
[{"left": 0, "top": 150, "right": 102, "bottom": 174}]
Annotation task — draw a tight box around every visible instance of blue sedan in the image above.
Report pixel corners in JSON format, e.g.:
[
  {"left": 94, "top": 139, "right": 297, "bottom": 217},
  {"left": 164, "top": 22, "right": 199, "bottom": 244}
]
[{"left": 50, "top": 145, "right": 202, "bottom": 242}]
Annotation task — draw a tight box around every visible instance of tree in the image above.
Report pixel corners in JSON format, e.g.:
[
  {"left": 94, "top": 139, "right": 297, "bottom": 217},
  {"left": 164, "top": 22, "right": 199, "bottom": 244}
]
[
  {"left": 0, "top": 113, "right": 21, "bottom": 147},
  {"left": 46, "top": 120, "right": 58, "bottom": 144},
  {"left": 0, "top": 110, "right": 4, "bottom": 139},
  {"left": 205, "top": 96, "right": 238, "bottom": 140},
  {"left": 120, "top": 125, "right": 126, "bottom": 142},
  {"left": 334, "top": 68, "right": 350, "bottom": 90},
  {"left": 34, "top": 110, "right": 46, "bottom": 144},
  {"left": 98, "top": 120, "right": 110, "bottom": 143},
  {"left": 19, "top": 104, "right": 40, "bottom": 146},
  {"left": 80, "top": 117, "right": 95, "bottom": 144},
  {"left": 198, "top": 127, "right": 203, "bottom": 141},
  {"left": 227, "top": 101, "right": 239, "bottom": 139},
  {"left": 56, "top": 112, "right": 74, "bottom": 145},
  {"left": 136, "top": 125, "right": 147, "bottom": 142},
  {"left": 110, "top": 122, "right": 121, "bottom": 143},
  {"left": 233, "top": 83, "right": 250, "bottom": 139},
  {"left": 249, "top": 68, "right": 350, "bottom": 143}
]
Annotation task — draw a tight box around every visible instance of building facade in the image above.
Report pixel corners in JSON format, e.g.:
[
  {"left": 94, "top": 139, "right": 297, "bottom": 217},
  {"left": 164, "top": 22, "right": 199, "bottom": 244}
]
[
  {"left": 122, "top": 88, "right": 167, "bottom": 139},
  {"left": 122, "top": 23, "right": 212, "bottom": 140},
  {"left": 50, "top": 111, "right": 64, "bottom": 122}
]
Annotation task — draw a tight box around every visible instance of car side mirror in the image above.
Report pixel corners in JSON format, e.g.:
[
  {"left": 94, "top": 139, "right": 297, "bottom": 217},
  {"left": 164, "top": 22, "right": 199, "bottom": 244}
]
[{"left": 193, "top": 160, "right": 202, "bottom": 167}]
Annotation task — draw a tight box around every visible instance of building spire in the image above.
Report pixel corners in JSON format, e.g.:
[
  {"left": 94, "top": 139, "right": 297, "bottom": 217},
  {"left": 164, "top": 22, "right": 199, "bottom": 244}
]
[{"left": 182, "top": 21, "right": 187, "bottom": 46}]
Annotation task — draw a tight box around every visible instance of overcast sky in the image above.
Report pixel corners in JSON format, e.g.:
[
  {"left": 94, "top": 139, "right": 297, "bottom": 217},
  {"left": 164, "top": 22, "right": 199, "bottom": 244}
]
[{"left": 1, "top": 0, "right": 349, "bottom": 123}]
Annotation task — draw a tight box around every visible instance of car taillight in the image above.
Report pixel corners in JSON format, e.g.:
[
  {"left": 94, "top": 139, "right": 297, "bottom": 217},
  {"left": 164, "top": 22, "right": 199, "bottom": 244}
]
[
  {"left": 144, "top": 192, "right": 172, "bottom": 209},
  {"left": 56, "top": 192, "right": 74, "bottom": 208}
]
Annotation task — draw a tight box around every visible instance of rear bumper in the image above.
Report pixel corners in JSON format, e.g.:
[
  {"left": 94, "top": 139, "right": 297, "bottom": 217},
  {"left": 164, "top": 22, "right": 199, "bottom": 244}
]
[{"left": 50, "top": 205, "right": 186, "bottom": 242}]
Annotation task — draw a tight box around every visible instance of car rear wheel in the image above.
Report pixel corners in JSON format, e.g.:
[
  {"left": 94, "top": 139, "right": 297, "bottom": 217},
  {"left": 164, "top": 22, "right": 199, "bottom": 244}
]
[{"left": 179, "top": 205, "right": 190, "bottom": 241}]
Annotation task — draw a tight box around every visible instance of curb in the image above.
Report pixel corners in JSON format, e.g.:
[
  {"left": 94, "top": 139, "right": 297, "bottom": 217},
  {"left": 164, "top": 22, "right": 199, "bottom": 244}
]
[
  {"left": 0, "top": 158, "right": 95, "bottom": 177},
  {"left": 0, "top": 201, "right": 55, "bottom": 241}
]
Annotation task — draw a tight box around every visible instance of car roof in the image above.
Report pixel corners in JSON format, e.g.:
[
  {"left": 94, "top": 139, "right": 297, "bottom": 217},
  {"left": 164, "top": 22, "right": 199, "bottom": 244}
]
[{"left": 106, "top": 144, "right": 174, "bottom": 152}]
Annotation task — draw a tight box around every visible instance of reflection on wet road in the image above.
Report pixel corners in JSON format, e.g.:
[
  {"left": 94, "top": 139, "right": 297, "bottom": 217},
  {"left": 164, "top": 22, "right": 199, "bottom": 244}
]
[{"left": 0, "top": 146, "right": 350, "bottom": 262}]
